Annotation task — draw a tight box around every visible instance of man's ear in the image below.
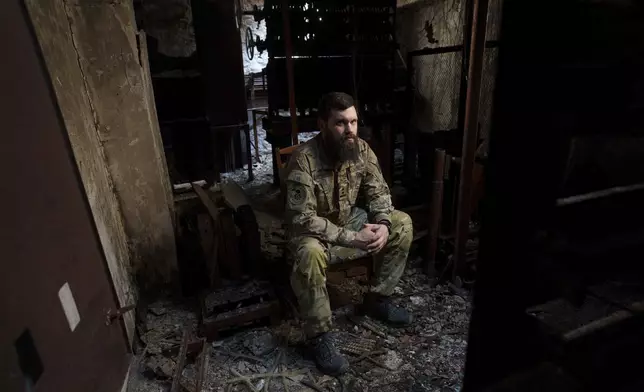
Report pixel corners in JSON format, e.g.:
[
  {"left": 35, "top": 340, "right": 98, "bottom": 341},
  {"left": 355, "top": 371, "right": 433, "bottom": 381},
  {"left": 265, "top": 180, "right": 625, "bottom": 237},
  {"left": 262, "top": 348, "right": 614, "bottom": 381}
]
[{"left": 317, "top": 118, "right": 325, "bottom": 132}]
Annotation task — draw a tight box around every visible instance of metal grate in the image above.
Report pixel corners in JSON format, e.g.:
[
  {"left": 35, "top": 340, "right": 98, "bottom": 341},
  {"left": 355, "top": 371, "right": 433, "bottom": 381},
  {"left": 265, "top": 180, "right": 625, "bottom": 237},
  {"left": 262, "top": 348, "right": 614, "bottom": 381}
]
[{"left": 411, "top": 51, "right": 463, "bottom": 132}]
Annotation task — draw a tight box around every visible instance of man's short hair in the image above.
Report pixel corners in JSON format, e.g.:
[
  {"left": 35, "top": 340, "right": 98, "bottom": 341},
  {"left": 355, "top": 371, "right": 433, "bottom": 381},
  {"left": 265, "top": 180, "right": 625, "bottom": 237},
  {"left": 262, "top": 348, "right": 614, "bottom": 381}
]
[{"left": 317, "top": 92, "right": 355, "bottom": 120}]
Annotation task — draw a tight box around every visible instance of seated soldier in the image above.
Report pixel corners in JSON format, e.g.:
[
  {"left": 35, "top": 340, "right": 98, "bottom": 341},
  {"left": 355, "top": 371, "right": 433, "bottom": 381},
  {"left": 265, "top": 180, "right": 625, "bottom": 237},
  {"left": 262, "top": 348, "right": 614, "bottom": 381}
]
[{"left": 284, "top": 92, "right": 413, "bottom": 375}]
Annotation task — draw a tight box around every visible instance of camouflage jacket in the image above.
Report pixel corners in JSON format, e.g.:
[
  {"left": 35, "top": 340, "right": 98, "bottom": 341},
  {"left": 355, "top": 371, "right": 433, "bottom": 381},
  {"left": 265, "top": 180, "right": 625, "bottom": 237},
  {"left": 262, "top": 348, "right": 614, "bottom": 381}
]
[{"left": 284, "top": 134, "right": 394, "bottom": 247}]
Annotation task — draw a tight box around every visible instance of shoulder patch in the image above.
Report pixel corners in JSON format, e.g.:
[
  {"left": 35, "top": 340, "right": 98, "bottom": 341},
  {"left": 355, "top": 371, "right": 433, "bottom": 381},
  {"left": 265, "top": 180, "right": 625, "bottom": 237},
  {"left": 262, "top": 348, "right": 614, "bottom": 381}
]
[{"left": 288, "top": 182, "right": 307, "bottom": 207}]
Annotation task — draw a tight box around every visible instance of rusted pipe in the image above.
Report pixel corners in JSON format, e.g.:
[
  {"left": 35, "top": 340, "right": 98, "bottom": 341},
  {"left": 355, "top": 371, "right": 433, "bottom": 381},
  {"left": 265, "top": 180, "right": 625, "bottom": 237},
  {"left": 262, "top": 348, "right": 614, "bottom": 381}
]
[
  {"left": 453, "top": 0, "right": 490, "bottom": 282},
  {"left": 281, "top": 0, "right": 298, "bottom": 145},
  {"left": 427, "top": 149, "right": 446, "bottom": 277}
]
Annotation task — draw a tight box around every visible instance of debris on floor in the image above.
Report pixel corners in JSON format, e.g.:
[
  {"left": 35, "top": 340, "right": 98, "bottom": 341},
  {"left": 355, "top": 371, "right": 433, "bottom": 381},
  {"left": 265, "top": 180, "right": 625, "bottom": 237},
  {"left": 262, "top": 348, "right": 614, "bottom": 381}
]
[{"left": 128, "top": 265, "right": 470, "bottom": 392}]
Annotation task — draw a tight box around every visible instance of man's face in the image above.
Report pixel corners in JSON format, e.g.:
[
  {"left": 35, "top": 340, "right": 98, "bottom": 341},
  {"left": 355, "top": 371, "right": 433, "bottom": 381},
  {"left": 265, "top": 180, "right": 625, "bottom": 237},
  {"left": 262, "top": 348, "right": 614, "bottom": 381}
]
[{"left": 320, "top": 106, "right": 359, "bottom": 162}]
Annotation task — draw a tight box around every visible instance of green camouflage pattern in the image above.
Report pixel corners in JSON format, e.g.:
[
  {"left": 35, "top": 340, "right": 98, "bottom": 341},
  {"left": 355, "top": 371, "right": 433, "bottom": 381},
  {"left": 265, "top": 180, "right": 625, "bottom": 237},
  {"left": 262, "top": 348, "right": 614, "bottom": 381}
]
[
  {"left": 284, "top": 135, "right": 413, "bottom": 337},
  {"left": 284, "top": 134, "right": 394, "bottom": 247}
]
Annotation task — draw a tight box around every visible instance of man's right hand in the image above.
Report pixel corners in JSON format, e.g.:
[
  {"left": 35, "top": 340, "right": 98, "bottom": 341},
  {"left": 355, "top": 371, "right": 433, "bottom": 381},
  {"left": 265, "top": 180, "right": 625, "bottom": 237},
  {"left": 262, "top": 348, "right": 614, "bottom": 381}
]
[{"left": 351, "top": 227, "right": 377, "bottom": 250}]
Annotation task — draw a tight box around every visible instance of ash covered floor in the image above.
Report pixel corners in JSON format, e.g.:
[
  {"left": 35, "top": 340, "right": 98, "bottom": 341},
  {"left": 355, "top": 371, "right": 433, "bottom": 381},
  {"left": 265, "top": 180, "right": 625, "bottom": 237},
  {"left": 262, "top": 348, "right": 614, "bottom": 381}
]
[
  {"left": 127, "top": 122, "right": 470, "bottom": 392},
  {"left": 127, "top": 270, "right": 470, "bottom": 392}
]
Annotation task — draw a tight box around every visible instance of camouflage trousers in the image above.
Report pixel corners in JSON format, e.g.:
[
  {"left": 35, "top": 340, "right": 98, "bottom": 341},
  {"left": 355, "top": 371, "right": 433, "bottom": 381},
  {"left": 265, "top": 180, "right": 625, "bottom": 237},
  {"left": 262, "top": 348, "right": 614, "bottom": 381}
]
[{"left": 289, "top": 208, "right": 413, "bottom": 338}]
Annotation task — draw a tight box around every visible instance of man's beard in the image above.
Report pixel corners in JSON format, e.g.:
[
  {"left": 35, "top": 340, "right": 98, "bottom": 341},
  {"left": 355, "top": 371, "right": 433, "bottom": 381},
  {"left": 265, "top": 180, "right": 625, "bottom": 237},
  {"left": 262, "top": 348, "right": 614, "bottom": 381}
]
[{"left": 325, "top": 132, "right": 360, "bottom": 164}]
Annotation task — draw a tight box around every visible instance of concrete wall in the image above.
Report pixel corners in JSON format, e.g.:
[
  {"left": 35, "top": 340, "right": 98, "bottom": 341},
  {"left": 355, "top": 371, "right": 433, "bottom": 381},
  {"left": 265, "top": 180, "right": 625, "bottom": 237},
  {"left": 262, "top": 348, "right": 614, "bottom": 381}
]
[
  {"left": 397, "top": 0, "right": 502, "bottom": 139},
  {"left": 25, "top": 0, "right": 178, "bottom": 340}
]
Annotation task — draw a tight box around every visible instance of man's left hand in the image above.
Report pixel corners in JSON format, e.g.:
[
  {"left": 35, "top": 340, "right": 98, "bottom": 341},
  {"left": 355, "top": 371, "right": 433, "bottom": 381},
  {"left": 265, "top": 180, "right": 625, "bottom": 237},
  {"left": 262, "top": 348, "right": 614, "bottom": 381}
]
[{"left": 363, "top": 223, "right": 389, "bottom": 253}]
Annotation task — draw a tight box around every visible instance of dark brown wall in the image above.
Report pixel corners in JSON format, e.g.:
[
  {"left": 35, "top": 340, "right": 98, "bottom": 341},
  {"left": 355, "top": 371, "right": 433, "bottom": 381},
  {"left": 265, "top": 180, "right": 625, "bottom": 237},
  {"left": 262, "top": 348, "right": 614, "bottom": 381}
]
[{"left": 0, "top": 1, "right": 129, "bottom": 390}]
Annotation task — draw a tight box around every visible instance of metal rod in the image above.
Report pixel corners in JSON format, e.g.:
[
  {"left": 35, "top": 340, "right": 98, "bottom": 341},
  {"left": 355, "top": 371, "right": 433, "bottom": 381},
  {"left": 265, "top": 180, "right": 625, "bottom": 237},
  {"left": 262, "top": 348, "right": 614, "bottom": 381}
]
[
  {"left": 252, "top": 110, "right": 261, "bottom": 162},
  {"left": 246, "top": 124, "right": 254, "bottom": 181},
  {"left": 281, "top": 0, "right": 299, "bottom": 145},
  {"left": 556, "top": 182, "right": 644, "bottom": 207},
  {"left": 408, "top": 41, "right": 498, "bottom": 57},
  {"left": 453, "top": 0, "right": 490, "bottom": 282},
  {"left": 427, "top": 149, "right": 446, "bottom": 277}
]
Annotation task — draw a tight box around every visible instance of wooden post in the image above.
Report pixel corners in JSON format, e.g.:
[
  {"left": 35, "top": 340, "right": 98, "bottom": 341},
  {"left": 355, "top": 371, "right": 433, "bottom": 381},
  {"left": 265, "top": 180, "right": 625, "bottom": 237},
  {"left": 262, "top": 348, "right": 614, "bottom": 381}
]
[
  {"left": 453, "top": 0, "right": 490, "bottom": 282},
  {"left": 427, "top": 149, "right": 446, "bottom": 277}
]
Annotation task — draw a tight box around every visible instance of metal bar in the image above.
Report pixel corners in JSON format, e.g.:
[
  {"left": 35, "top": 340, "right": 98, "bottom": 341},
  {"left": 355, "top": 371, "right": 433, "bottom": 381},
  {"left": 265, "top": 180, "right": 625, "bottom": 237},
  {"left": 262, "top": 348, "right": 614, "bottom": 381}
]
[
  {"left": 245, "top": 124, "right": 254, "bottom": 181},
  {"left": 408, "top": 41, "right": 498, "bottom": 57},
  {"left": 453, "top": 0, "right": 490, "bottom": 282},
  {"left": 427, "top": 149, "right": 446, "bottom": 277},
  {"left": 105, "top": 304, "right": 136, "bottom": 325},
  {"left": 252, "top": 110, "right": 261, "bottom": 162},
  {"left": 556, "top": 182, "right": 644, "bottom": 207},
  {"left": 281, "top": 0, "right": 299, "bottom": 145},
  {"left": 210, "top": 123, "right": 249, "bottom": 130},
  {"left": 409, "top": 45, "right": 463, "bottom": 57}
]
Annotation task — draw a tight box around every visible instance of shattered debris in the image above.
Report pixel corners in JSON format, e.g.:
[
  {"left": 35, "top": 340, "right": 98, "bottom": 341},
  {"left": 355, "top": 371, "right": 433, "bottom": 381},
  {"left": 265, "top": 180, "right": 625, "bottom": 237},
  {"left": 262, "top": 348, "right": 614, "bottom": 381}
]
[
  {"left": 129, "top": 266, "right": 470, "bottom": 392},
  {"left": 243, "top": 328, "right": 278, "bottom": 356}
]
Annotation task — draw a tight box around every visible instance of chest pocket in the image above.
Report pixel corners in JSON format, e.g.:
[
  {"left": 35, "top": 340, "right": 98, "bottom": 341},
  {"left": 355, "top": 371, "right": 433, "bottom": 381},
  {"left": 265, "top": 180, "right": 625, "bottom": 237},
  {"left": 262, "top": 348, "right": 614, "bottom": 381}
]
[{"left": 313, "top": 171, "right": 334, "bottom": 216}]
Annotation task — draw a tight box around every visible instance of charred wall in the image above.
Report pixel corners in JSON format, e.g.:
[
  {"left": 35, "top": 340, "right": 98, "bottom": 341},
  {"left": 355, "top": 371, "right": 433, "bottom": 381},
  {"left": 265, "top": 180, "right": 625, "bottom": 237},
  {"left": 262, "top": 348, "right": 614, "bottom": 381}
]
[{"left": 397, "top": 0, "right": 502, "bottom": 140}]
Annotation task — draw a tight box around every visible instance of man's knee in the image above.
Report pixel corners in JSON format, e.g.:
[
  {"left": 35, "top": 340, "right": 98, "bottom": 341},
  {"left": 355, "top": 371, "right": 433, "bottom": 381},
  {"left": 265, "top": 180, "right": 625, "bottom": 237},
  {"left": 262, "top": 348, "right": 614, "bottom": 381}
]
[
  {"left": 291, "top": 237, "right": 329, "bottom": 285},
  {"left": 389, "top": 210, "right": 413, "bottom": 243}
]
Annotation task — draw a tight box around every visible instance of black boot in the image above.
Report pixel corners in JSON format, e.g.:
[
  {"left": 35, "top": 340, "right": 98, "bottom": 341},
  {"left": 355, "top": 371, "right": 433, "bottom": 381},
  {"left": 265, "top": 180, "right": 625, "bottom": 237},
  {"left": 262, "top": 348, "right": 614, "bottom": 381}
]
[
  {"left": 363, "top": 293, "right": 413, "bottom": 326},
  {"left": 309, "top": 332, "right": 349, "bottom": 376}
]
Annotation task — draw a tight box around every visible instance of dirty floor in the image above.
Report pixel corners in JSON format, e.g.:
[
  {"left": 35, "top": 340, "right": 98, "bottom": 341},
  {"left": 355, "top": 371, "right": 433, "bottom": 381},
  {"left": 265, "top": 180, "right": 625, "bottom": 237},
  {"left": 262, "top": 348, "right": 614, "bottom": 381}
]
[{"left": 127, "top": 264, "right": 470, "bottom": 392}]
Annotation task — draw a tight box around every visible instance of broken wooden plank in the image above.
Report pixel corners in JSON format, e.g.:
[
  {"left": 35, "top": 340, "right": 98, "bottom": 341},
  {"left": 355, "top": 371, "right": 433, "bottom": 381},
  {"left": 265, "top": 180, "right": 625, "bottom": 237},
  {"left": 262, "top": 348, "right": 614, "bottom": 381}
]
[
  {"left": 196, "top": 340, "right": 209, "bottom": 392},
  {"left": 202, "top": 301, "right": 280, "bottom": 340},
  {"left": 202, "top": 281, "right": 271, "bottom": 316},
  {"left": 170, "top": 327, "right": 191, "bottom": 392},
  {"left": 192, "top": 183, "right": 221, "bottom": 221},
  {"left": 221, "top": 181, "right": 251, "bottom": 210}
]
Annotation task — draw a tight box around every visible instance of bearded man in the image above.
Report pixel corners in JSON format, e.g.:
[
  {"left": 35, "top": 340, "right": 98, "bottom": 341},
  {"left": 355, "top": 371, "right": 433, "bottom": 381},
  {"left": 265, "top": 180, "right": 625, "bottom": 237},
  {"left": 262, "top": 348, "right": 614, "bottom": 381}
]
[{"left": 284, "top": 92, "right": 413, "bottom": 375}]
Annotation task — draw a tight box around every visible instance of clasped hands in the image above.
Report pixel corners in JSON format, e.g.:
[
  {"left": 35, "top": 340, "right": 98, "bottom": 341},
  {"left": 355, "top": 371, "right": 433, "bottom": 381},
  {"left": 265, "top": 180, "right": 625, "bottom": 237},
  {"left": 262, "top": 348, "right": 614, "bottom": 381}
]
[{"left": 351, "top": 223, "right": 389, "bottom": 253}]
